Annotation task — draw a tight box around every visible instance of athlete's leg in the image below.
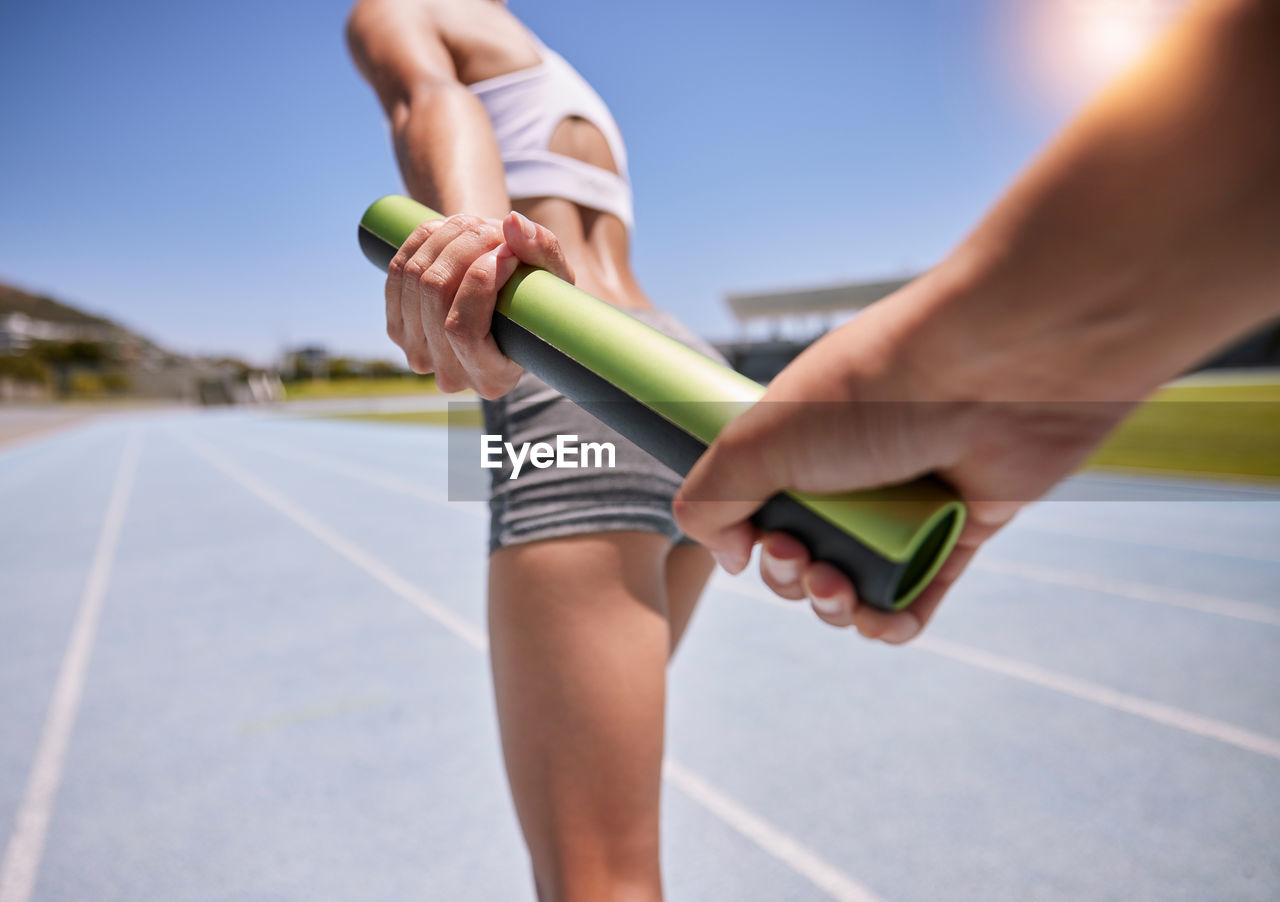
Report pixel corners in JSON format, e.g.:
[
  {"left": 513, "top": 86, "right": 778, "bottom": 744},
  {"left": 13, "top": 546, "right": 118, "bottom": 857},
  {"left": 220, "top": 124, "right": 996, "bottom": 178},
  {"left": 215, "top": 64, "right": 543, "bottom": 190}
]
[
  {"left": 663, "top": 543, "right": 714, "bottom": 655},
  {"left": 488, "top": 531, "right": 674, "bottom": 902}
]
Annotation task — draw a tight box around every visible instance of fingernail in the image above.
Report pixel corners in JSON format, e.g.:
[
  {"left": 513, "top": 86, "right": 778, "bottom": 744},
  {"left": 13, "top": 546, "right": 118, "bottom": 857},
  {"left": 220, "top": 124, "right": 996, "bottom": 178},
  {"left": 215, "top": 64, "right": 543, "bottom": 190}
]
[
  {"left": 808, "top": 589, "right": 844, "bottom": 616},
  {"left": 808, "top": 593, "right": 839, "bottom": 616},
  {"left": 879, "top": 619, "right": 919, "bottom": 644},
  {"left": 515, "top": 212, "right": 536, "bottom": 240},
  {"left": 712, "top": 550, "right": 748, "bottom": 575},
  {"left": 495, "top": 242, "right": 514, "bottom": 259},
  {"left": 761, "top": 548, "right": 799, "bottom": 585}
]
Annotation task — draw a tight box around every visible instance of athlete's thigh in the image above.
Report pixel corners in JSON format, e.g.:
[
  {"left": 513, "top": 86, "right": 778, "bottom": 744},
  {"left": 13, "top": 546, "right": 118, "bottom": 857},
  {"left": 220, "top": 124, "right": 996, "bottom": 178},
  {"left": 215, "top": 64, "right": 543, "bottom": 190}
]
[{"left": 487, "top": 531, "right": 673, "bottom": 877}]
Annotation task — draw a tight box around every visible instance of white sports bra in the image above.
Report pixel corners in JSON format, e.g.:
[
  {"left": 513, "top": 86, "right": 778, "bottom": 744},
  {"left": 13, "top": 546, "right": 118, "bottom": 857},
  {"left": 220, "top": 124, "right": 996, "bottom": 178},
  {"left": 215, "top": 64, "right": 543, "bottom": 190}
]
[{"left": 467, "top": 34, "right": 634, "bottom": 228}]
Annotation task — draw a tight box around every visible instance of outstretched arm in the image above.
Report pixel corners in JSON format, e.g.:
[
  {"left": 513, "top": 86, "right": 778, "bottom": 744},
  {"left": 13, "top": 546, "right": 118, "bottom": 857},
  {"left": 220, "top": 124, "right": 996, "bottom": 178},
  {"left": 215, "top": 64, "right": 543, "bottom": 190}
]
[
  {"left": 674, "top": 0, "right": 1280, "bottom": 641},
  {"left": 347, "top": 0, "right": 570, "bottom": 396}
]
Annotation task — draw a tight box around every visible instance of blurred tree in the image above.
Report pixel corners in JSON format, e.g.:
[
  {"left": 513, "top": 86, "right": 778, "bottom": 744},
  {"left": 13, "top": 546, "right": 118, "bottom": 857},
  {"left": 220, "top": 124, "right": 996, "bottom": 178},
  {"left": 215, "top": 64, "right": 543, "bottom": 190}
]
[
  {"left": 0, "top": 354, "right": 52, "bottom": 385},
  {"left": 28, "top": 340, "right": 115, "bottom": 396},
  {"left": 101, "top": 371, "right": 131, "bottom": 394},
  {"left": 67, "top": 371, "right": 105, "bottom": 397},
  {"left": 367, "top": 359, "right": 405, "bottom": 377},
  {"left": 328, "top": 357, "right": 360, "bottom": 380}
]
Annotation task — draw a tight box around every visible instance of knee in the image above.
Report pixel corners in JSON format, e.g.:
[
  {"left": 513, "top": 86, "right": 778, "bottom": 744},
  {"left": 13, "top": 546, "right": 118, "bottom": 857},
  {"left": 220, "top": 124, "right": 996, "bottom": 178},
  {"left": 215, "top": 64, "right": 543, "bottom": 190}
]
[
  {"left": 537, "top": 878, "right": 663, "bottom": 902},
  {"left": 531, "top": 847, "right": 663, "bottom": 902}
]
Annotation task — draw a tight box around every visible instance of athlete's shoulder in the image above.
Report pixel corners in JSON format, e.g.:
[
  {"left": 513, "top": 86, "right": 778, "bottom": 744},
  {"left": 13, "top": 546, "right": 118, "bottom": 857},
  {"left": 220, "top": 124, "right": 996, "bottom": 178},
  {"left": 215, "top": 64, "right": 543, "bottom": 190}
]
[{"left": 346, "top": 0, "right": 461, "bottom": 103}]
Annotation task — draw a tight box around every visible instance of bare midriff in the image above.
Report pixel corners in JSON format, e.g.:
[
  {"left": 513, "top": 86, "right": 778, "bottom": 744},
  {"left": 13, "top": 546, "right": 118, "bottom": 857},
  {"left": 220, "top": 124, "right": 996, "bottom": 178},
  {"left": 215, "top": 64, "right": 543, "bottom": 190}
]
[
  {"left": 511, "top": 113, "right": 652, "bottom": 311},
  {"left": 515, "top": 195, "right": 653, "bottom": 311}
]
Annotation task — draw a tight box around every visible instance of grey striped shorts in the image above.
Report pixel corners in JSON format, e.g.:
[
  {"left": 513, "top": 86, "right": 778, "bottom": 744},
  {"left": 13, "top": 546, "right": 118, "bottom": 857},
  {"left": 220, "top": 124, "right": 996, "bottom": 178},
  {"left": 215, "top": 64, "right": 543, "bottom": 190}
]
[{"left": 481, "top": 307, "right": 728, "bottom": 552}]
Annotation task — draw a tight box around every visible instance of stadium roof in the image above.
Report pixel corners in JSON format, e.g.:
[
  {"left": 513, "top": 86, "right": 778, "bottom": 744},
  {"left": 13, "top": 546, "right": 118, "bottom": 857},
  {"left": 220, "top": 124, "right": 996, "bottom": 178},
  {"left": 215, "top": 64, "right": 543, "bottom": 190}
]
[{"left": 725, "top": 277, "right": 913, "bottom": 321}]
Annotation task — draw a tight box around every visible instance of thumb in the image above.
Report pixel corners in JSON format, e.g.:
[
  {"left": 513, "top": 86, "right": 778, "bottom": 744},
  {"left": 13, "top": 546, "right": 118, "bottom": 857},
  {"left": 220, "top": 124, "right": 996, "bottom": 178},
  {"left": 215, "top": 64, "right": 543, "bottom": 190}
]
[
  {"left": 674, "top": 392, "right": 947, "bottom": 572},
  {"left": 503, "top": 212, "right": 576, "bottom": 284},
  {"left": 672, "top": 409, "right": 792, "bottom": 573}
]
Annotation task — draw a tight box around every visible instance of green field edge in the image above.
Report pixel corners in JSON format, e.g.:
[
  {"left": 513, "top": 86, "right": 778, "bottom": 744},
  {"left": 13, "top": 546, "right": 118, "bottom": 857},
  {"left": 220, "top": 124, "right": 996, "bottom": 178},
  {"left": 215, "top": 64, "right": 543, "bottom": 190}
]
[
  {"left": 282, "top": 375, "right": 442, "bottom": 400},
  {"left": 316, "top": 373, "right": 1280, "bottom": 484}
]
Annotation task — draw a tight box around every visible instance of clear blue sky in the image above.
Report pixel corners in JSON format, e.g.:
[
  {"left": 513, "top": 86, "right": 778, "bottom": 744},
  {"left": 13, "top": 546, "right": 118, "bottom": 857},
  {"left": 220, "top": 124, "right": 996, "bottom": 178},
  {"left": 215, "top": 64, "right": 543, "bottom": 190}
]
[{"left": 0, "top": 0, "right": 1168, "bottom": 363}]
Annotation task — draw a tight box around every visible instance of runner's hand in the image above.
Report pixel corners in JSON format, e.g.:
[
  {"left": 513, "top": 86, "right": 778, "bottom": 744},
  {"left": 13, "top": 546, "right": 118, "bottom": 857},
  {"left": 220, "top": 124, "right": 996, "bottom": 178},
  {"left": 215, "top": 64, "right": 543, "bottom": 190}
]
[
  {"left": 384, "top": 211, "right": 574, "bottom": 398},
  {"left": 672, "top": 306, "right": 1125, "bottom": 644}
]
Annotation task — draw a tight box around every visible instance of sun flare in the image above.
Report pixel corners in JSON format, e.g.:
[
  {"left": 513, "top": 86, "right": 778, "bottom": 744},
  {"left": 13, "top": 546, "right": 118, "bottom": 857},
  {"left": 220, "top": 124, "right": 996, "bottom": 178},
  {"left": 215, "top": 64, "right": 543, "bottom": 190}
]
[{"left": 1023, "top": 0, "right": 1184, "bottom": 101}]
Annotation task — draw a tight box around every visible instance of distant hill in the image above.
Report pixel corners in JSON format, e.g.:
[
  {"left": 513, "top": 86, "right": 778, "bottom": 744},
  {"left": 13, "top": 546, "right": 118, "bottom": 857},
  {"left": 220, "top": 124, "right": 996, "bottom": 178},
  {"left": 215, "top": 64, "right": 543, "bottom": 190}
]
[
  {"left": 0, "top": 280, "right": 124, "bottom": 331},
  {"left": 0, "top": 279, "right": 227, "bottom": 402},
  {"left": 0, "top": 278, "right": 177, "bottom": 364}
]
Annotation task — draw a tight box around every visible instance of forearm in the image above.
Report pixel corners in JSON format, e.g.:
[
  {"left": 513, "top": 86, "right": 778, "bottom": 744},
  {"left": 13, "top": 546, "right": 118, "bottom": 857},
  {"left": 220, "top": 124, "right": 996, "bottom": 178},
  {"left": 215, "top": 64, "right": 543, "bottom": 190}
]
[
  {"left": 392, "top": 83, "right": 510, "bottom": 219},
  {"left": 894, "top": 0, "right": 1280, "bottom": 403}
]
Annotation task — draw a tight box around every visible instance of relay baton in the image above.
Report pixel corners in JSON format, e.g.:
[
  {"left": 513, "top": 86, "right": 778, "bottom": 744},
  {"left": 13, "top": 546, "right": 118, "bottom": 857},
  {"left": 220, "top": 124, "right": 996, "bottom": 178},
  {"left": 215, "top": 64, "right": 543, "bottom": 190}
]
[{"left": 358, "top": 195, "right": 965, "bottom": 611}]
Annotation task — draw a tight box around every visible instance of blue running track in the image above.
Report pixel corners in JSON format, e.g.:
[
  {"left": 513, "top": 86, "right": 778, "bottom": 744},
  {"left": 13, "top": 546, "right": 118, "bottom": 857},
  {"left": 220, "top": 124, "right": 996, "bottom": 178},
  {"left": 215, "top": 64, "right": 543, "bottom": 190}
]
[{"left": 1, "top": 409, "right": 1277, "bottom": 901}]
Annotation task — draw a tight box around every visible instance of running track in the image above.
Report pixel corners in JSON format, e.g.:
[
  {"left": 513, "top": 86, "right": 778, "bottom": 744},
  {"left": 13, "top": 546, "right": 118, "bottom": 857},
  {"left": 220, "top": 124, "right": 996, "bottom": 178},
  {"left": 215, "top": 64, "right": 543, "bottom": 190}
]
[{"left": 1, "top": 408, "right": 1277, "bottom": 901}]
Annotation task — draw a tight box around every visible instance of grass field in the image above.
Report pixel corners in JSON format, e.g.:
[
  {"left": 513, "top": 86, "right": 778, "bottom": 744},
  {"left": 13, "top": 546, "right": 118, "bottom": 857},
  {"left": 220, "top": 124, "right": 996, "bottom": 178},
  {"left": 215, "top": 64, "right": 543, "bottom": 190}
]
[
  {"left": 283, "top": 375, "right": 440, "bottom": 400},
  {"left": 321, "top": 372, "right": 1280, "bottom": 482},
  {"left": 1089, "top": 376, "right": 1280, "bottom": 481}
]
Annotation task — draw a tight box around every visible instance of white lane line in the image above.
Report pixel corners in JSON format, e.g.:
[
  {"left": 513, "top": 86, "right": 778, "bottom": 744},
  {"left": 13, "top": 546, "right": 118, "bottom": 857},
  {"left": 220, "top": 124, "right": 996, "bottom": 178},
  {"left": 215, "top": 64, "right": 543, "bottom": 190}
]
[
  {"left": 970, "top": 557, "right": 1280, "bottom": 626},
  {"left": 1010, "top": 518, "right": 1280, "bottom": 565},
  {"left": 714, "top": 577, "right": 1280, "bottom": 762},
  {"left": 712, "top": 546, "right": 1280, "bottom": 627},
  {"left": 230, "top": 434, "right": 484, "bottom": 517},
  {"left": 911, "top": 636, "right": 1280, "bottom": 761},
  {"left": 0, "top": 431, "right": 141, "bottom": 902},
  {"left": 179, "top": 434, "right": 488, "bottom": 650},
  {"left": 179, "top": 433, "right": 876, "bottom": 902},
  {"left": 663, "top": 761, "right": 886, "bottom": 902}
]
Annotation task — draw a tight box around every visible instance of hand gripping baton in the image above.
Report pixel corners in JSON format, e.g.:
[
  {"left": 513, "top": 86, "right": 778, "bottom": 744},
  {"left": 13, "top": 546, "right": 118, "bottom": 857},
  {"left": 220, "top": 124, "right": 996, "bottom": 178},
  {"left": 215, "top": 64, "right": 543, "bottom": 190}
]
[{"left": 359, "top": 195, "right": 965, "bottom": 611}]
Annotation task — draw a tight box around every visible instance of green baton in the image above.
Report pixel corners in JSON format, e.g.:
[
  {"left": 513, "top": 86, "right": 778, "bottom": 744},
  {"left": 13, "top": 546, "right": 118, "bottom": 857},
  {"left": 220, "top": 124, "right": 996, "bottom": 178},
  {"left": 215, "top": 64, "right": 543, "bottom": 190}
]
[{"left": 359, "top": 195, "right": 965, "bottom": 611}]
